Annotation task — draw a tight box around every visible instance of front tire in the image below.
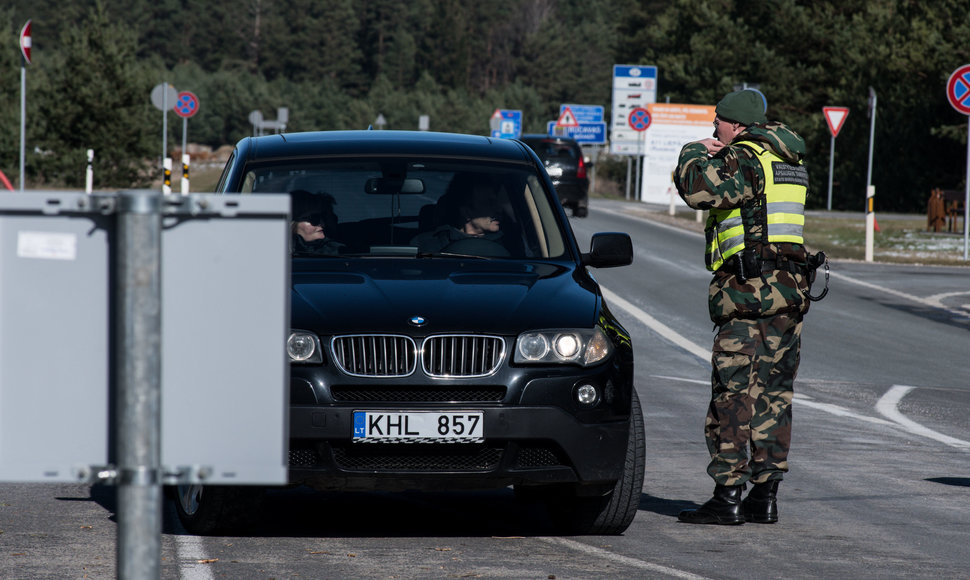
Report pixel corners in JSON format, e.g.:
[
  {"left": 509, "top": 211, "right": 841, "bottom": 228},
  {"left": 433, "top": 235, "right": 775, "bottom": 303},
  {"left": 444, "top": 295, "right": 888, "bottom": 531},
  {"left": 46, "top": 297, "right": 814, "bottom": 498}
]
[
  {"left": 174, "top": 484, "right": 264, "bottom": 535},
  {"left": 547, "top": 389, "right": 645, "bottom": 534}
]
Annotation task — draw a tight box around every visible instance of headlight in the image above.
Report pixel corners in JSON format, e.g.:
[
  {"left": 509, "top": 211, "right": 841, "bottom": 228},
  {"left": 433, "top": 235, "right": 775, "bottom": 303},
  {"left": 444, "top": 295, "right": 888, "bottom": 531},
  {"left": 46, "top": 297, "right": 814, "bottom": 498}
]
[
  {"left": 287, "top": 330, "right": 323, "bottom": 363},
  {"left": 514, "top": 327, "right": 613, "bottom": 366}
]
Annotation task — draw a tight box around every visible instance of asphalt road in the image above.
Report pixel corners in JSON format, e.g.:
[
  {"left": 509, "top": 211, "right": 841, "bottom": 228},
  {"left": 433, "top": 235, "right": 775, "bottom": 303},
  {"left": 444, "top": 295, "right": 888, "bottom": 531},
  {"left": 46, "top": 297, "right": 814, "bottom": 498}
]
[{"left": 1, "top": 198, "right": 968, "bottom": 579}]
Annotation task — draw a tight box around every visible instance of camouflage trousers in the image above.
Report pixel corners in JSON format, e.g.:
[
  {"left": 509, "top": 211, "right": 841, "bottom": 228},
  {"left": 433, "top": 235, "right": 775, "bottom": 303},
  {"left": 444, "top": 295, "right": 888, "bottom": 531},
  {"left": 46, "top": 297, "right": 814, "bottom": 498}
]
[{"left": 704, "top": 312, "right": 803, "bottom": 487}]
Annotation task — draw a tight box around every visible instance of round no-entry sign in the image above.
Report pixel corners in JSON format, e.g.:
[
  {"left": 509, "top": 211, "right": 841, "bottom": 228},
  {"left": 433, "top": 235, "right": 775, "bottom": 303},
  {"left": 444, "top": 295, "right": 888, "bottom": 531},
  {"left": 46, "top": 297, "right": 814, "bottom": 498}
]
[
  {"left": 946, "top": 64, "right": 970, "bottom": 115},
  {"left": 628, "top": 107, "right": 651, "bottom": 131},
  {"left": 174, "top": 91, "right": 200, "bottom": 118}
]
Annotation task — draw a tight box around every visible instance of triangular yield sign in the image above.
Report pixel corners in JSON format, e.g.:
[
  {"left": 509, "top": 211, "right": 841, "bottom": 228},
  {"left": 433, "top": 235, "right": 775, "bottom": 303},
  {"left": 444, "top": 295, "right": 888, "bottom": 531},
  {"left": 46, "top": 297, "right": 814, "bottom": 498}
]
[
  {"left": 556, "top": 107, "right": 579, "bottom": 128},
  {"left": 822, "top": 106, "right": 849, "bottom": 138}
]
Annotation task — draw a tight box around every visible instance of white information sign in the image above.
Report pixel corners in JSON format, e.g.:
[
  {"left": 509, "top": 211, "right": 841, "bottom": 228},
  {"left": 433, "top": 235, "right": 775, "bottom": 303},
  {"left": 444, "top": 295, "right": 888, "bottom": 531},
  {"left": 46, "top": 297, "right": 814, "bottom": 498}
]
[
  {"left": 610, "top": 65, "right": 657, "bottom": 155},
  {"left": 639, "top": 104, "right": 716, "bottom": 204}
]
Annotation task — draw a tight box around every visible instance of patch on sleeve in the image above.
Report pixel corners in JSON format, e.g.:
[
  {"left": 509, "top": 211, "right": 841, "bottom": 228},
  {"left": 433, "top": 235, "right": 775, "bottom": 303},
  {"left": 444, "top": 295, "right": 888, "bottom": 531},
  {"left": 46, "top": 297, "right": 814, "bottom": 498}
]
[{"left": 771, "top": 162, "right": 809, "bottom": 187}]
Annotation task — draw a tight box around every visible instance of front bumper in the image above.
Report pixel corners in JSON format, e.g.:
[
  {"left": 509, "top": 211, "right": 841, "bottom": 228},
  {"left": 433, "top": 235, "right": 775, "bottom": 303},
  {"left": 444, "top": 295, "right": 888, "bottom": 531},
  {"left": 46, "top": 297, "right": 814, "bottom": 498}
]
[{"left": 288, "top": 405, "right": 629, "bottom": 491}]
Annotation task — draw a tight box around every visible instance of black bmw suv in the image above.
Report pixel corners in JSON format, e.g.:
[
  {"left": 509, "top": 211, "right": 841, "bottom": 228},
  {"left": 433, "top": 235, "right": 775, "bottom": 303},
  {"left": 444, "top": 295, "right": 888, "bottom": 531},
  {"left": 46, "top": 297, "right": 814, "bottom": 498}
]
[
  {"left": 520, "top": 134, "right": 590, "bottom": 217},
  {"left": 174, "top": 130, "right": 642, "bottom": 535}
]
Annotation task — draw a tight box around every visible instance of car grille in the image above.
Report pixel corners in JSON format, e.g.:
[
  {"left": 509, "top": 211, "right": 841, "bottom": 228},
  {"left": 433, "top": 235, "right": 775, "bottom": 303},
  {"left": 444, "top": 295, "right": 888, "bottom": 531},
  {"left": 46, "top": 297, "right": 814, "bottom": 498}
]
[
  {"left": 330, "top": 385, "right": 506, "bottom": 403},
  {"left": 331, "top": 335, "right": 417, "bottom": 377},
  {"left": 333, "top": 444, "right": 503, "bottom": 471},
  {"left": 330, "top": 334, "right": 505, "bottom": 378},
  {"left": 422, "top": 335, "right": 505, "bottom": 378}
]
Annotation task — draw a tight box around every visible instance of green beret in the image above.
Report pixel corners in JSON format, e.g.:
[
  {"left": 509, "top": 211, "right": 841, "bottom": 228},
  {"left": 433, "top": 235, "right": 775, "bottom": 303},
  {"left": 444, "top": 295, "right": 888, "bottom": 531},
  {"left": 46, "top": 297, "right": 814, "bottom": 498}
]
[{"left": 715, "top": 89, "right": 767, "bottom": 125}]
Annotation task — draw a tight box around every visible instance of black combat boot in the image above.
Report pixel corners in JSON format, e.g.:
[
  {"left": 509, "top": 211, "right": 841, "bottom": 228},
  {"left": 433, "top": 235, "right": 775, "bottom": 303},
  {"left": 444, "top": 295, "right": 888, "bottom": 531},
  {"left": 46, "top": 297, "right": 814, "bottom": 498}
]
[
  {"left": 742, "top": 480, "right": 779, "bottom": 523},
  {"left": 678, "top": 484, "right": 745, "bottom": 525}
]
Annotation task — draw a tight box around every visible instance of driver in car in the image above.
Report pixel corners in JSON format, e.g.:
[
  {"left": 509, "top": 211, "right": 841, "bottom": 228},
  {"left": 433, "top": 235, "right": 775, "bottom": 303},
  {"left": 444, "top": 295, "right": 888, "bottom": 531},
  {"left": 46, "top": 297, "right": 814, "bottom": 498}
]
[
  {"left": 411, "top": 183, "right": 506, "bottom": 255},
  {"left": 290, "top": 189, "right": 345, "bottom": 255}
]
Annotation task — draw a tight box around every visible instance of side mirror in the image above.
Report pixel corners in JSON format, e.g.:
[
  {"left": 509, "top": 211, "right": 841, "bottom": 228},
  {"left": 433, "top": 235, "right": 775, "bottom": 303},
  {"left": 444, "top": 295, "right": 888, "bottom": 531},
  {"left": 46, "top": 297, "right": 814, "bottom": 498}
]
[{"left": 582, "top": 232, "right": 633, "bottom": 268}]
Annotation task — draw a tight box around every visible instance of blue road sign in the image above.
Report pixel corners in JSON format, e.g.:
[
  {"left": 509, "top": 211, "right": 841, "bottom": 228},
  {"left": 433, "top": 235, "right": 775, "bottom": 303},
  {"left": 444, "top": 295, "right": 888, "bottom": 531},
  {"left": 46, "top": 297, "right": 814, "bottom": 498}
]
[
  {"left": 490, "top": 109, "right": 522, "bottom": 139},
  {"left": 559, "top": 104, "right": 604, "bottom": 124},
  {"left": 546, "top": 121, "right": 607, "bottom": 144}
]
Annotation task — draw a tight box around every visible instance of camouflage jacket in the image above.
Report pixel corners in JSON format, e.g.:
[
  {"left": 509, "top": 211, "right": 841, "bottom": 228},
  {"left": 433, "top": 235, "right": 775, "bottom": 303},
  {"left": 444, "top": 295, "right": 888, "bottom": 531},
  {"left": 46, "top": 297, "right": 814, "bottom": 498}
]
[{"left": 674, "top": 121, "right": 812, "bottom": 325}]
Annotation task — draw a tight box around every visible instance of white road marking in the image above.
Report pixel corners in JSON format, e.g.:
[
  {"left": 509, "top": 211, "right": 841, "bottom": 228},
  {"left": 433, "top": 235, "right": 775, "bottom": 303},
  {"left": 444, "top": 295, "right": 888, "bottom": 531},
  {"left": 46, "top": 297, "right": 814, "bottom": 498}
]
[
  {"left": 601, "top": 285, "right": 967, "bottom": 449},
  {"left": 876, "top": 385, "right": 970, "bottom": 450},
  {"left": 176, "top": 534, "right": 215, "bottom": 580},
  {"left": 828, "top": 271, "right": 970, "bottom": 320},
  {"left": 539, "top": 537, "right": 714, "bottom": 580},
  {"left": 601, "top": 287, "right": 709, "bottom": 361},
  {"left": 925, "top": 290, "right": 970, "bottom": 313}
]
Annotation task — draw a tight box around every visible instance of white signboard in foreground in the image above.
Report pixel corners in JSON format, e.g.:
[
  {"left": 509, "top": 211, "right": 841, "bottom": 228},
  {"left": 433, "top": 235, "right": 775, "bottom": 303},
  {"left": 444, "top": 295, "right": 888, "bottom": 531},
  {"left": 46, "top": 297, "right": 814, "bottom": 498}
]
[{"left": 639, "top": 104, "right": 716, "bottom": 205}]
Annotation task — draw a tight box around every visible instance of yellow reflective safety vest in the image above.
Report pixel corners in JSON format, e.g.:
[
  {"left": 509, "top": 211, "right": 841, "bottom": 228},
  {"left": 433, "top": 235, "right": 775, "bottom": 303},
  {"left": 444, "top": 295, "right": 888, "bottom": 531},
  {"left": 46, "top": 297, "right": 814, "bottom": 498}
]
[{"left": 705, "top": 140, "right": 807, "bottom": 271}]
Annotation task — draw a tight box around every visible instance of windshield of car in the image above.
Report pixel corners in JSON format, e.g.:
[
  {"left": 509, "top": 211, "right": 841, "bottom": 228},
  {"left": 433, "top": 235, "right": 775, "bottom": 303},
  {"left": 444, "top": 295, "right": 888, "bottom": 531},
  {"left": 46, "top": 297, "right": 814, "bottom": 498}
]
[{"left": 238, "top": 157, "right": 568, "bottom": 260}]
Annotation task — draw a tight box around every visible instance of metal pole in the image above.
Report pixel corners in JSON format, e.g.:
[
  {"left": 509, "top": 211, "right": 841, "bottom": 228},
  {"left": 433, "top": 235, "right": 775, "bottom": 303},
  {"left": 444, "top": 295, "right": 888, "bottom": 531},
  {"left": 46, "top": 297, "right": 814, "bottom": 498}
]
[
  {"left": 20, "top": 65, "right": 26, "bottom": 191},
  {"left": 182, "top": 117, "right": 188, "bottom": 163},
  {"left": 827, "top": 134, "right": 835, "bottom": 211},
  {"left": 866, "top": 88, "right": 876, "bottom": 199},
  {"left": 625, "top": 158, "right": 631, "bottom": 200},
  {"left": 162, "top": 84, "right": 169, "bottom": 172},
  {"left": 116, "top": 190, "right": 163, "bottom": 580},
  {"left": 964, "top": 116, "right": 969, "bottom": 260}
]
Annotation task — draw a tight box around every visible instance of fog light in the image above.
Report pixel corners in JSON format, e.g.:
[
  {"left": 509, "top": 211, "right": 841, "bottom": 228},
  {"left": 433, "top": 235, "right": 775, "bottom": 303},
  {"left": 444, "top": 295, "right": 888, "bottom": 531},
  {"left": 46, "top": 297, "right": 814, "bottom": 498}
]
[{"left": 576, "top": 384, "right": 598, "bottom": 406}]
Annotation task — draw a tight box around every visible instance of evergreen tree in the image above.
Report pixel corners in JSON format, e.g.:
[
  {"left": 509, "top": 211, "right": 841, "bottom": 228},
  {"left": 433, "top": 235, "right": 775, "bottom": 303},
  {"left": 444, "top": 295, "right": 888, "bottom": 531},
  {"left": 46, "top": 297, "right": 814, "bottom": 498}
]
[{"left": 32, "top": 1, "right": 155, "bottom": 187}]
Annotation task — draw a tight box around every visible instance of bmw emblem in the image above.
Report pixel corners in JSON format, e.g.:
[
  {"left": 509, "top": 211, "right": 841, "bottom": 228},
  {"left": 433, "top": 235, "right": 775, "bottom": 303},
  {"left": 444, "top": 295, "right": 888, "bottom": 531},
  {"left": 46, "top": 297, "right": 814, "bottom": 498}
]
[{"left": 409, "top": 316, "right": 427, "bottom": 327}]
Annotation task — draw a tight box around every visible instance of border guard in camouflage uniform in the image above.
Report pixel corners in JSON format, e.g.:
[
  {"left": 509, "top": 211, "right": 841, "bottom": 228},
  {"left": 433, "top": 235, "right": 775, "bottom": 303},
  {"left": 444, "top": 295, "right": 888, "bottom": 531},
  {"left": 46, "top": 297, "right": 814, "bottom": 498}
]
[{"left": 674, "top": 89, "right": 815, "bottom": 525}]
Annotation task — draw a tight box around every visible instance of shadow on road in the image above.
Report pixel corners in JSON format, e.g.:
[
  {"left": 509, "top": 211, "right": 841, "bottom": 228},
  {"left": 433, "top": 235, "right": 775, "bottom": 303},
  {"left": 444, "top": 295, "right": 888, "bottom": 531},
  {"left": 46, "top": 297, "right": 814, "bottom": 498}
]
[
  {"left": 639, "top": 492, "right": 695, "bottom": 517},
  {"left": 81, "top": 483, "right": 695, "bottom": 536},
  {"left": 926, "top": 477, "right": 970, "bottom": 487}
]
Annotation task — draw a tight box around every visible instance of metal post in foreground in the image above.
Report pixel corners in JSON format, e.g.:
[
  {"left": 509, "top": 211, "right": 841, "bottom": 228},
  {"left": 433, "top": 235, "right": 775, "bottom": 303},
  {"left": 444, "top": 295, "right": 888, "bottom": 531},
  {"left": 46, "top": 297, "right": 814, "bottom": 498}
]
[{"left": 116, "top": 190, "right": 163, "bottom": 580}]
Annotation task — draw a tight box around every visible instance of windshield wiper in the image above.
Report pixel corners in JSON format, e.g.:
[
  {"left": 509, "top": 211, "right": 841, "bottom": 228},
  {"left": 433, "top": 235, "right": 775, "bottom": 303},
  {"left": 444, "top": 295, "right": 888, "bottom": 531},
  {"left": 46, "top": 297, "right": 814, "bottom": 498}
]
[{"left": 416, "top": 251, "right": 490, "bottom": 260}]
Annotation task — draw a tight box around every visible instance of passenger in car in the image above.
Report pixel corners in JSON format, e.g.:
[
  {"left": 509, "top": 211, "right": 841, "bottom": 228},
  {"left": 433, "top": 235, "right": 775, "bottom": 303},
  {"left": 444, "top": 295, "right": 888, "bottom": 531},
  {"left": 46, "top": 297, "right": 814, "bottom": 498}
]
[
  {"left": 290, "top": 189, "right": 345, "bottom": 255},
  {"left": 410, "top": 183, "right": 508, "bottom": 256}
]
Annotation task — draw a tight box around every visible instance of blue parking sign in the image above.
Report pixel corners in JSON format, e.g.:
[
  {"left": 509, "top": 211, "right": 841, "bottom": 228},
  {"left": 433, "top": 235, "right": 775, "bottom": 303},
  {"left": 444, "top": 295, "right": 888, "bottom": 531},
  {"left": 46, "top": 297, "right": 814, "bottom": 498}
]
[{"left": 490, "top": 109, "right": 522, "bottom": 139}]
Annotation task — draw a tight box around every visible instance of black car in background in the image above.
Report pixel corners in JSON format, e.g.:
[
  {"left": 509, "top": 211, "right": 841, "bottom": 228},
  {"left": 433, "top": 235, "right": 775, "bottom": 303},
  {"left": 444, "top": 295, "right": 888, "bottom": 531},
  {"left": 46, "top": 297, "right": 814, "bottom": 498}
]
[
  {"left": 173, "top": 130, "right": 641, "bottom": 536},
  {"left": 520, "top": 134, "right": 590, "bottom": 217}
]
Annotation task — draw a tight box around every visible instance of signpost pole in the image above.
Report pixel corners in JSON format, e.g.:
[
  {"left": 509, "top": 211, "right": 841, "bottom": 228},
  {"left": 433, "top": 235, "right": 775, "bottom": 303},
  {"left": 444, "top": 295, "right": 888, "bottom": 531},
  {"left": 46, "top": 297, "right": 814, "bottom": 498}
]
[
  {"left": 116, "top": 190, "right": 163, "bottom": 580},
  {"left": 19, "top": 65, "right": 26, "bottom": 192},
  {"left": 162, "top": 83, "right": 170, "bottom": 167},
  {"left": 965, "top": 116, "right": 969, "bottom": 260},
  {"left": 625, "top": 159, "right": 631, "bottom": 200},
  {"left": 827, "top": 135, "right": 835, "bottom": 211},
  {"left": 866, "top": 88, "right": 876, "bottom": 213},
  {"left": 18, "top": 20, "right": 30, "bottom": 192}
]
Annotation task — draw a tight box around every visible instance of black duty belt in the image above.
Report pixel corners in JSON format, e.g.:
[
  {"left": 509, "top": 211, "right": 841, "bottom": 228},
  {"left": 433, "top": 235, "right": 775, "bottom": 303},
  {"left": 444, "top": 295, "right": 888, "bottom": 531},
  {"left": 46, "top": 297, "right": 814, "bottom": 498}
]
[
  {"left": 721, "top": 254, "right": 805, "bottom": 281},
  {"left": 720, "top": 251, "right": 829, "bottom": 301}
]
